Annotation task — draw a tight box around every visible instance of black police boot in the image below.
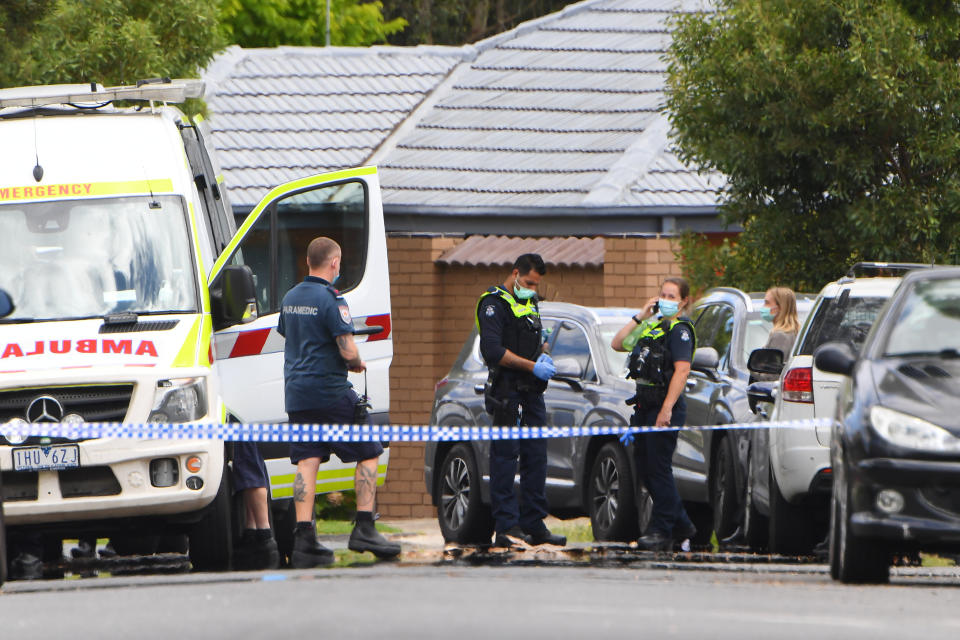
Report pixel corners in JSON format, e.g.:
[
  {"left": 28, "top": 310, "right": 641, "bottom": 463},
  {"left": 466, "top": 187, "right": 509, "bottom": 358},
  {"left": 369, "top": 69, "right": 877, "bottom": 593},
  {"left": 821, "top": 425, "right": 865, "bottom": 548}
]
[
  {"left": 234, "top": 529, "right": 281, "bottom": 571},
  {"left": 290, "top": 522, "right": 335, "bottom": 568},
  {"left": 493, "top": 526, "right": 531, "bottom": 548},
  {"left": 10, "top": 552, "right": 43, "bottom": 581},
  {"left": 70, "top": 539, "right": 96, "bottom": 559},
  {"left": 636, "top": 530, "right": 672, "bottom": 551},
  {"left": 348, "top": 512, "right": 401, "bottom": 559},
  {"left": 526, "top": 527, "right": 567, "bottom": 547}
]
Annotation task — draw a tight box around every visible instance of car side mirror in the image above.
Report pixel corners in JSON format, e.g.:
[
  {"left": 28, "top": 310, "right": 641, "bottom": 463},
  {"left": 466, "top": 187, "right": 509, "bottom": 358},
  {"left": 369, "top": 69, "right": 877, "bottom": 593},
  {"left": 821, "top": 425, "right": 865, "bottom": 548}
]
[
  {"left": 746, "top": 381, "right": 776, "bottom": 416},
  {"left": 691, "top": 347, "right": 719, "bottom": 375},
  {"left": 0, "top": 289, "right": 13, "bottom": 318},
  {"left": 747, "top": 348, "right": 784, "bottom": 376},
  {"left": 814, "top": 342, "right": 856, "bottom": 376},
  {"left": 210, "top": 265, "right": 258, "bottom": 330},
  {"left": 554, "top": 357, "right": 583, "bottom": 379}
]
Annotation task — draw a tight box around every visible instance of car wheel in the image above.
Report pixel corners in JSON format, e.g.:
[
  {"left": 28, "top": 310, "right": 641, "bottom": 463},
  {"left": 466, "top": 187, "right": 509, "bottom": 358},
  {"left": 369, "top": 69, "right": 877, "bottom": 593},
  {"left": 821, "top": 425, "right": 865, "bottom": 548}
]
[
  {"left": 833, "top": 458, "right": 889, "bottom": 584},
  {"left": 709, "top": 435, "right": 739, "bottom": 541},
  {"left": 588, "top": 442, "right": 639, "bottom": 541},
  {"left": 188, "top": 459, "right": 233, "bottom": 571},
  {"left": 742, "top": 451, "right": 768, "bottom": 550},
  {"left": 768, "top": 465, "right": 815, "bottom": 555},
  {"left": 437, "top": 444, "right": 494, "bottom": 544}
]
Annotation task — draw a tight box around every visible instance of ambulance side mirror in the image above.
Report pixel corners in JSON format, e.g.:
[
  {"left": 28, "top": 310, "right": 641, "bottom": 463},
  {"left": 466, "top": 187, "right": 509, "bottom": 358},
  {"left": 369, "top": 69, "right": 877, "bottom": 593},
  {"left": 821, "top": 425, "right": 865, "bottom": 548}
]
[
  {"left": 211, "top": 265, "right": 258, "bottom": 330},
  {"left": 0, "top": 289, "right": 14, "bottom": 318}
]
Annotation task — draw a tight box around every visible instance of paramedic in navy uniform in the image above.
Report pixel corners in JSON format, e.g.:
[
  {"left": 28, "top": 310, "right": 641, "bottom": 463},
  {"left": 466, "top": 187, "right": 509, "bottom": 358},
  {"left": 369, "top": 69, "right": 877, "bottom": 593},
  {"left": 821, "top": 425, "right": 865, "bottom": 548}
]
[{"left": 277, "top": 237, "right": 400, "bottom": 567}]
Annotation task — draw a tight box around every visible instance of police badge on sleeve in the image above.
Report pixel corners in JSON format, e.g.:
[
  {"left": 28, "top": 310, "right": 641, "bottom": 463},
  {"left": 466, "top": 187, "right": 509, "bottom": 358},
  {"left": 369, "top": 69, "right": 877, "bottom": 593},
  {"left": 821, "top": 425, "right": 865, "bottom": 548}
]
[
  {"left": 485, "top": 305, "right": 495, "bottom": 317},
  {"left": 339, "top": 305, "right": 352, "bottom": 324}
]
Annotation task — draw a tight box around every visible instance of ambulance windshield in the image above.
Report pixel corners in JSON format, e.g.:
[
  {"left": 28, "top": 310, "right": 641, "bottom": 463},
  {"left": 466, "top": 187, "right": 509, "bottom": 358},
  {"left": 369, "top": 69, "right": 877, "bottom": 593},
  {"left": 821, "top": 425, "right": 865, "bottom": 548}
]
[{"left": 0, "top": 196, "right": 198, "bottom": 321}]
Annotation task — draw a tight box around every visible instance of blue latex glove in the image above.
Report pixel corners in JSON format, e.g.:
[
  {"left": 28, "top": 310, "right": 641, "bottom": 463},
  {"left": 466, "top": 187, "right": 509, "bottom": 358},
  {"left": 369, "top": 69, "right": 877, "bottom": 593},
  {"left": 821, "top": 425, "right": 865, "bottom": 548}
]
[
  {"left": 533, "top": 353, "right": 556, "bottom": 380},
  {"left": 619, "top": 431, "right": 635, "bottom": 446}
]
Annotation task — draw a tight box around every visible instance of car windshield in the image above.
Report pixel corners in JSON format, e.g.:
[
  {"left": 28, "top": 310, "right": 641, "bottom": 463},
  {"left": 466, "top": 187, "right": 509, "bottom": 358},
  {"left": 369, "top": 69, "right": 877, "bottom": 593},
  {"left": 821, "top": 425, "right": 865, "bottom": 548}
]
[
  {"left": 600, "top": 321, "right": 631, "bottom": 378},
  {"left": 798, "top": 293, "right": 887, "bottom": 356},
  {"left": 883, "top": 277, "right": 960, "bottom": 357},
  {"left": 0, "top": 196, "right": 197, "bottom": 321}
]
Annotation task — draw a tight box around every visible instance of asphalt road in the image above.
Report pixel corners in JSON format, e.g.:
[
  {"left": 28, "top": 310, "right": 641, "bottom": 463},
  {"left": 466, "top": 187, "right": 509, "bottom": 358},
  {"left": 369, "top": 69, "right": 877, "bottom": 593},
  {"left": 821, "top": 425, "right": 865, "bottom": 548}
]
[{"left": 3, "top": 554, "right": 960, "bottom": 639}]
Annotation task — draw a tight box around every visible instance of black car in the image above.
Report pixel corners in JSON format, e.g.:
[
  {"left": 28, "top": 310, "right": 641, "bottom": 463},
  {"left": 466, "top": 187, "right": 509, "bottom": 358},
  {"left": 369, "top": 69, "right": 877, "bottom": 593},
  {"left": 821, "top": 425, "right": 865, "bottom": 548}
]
[
  {"left": 816, "top": 267, "right": 960, "bottom": 583},
  {"left": 685, "top": 287, "right": 814, "bottom": 542},
  {"left": 424, "top": 301, "right": 716, "bottom": 545}
]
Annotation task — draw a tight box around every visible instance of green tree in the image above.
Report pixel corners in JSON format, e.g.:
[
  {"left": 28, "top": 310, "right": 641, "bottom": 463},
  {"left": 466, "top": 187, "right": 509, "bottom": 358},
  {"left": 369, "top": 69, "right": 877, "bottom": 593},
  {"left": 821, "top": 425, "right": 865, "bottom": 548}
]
[
  {"left": 666, "top": 0, "right": 960, "bottom": 292},
  {"left": 219, "top": 0, "right": 406, "bottom": 48},
  {"left": 0, "top": 0, "right": 224, "bottom": 88},
  {"left": 378, "top": 0, "right": 571, "bottom": 46}
]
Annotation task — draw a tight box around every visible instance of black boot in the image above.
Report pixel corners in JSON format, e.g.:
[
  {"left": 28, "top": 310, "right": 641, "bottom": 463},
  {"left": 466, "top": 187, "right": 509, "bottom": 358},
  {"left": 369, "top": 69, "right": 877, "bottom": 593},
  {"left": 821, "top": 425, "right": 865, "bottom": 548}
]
[
  {"left": 526, "top": 528, "right": 566, "bottom": 547},
  {"left": 234, "top": 529, "right": 280, "bottom": 571},
  {"left": 348, "top": 512, "right": 401, "bottom": 559},
  {"left": 636, "top": 530, "right": 672, "bottom": 551},
  {"left": 494, "top": 526, "right": 531, "bottom": 548},
  {"left": 290, "top": 522, "right": 335, "bottom": 568}
]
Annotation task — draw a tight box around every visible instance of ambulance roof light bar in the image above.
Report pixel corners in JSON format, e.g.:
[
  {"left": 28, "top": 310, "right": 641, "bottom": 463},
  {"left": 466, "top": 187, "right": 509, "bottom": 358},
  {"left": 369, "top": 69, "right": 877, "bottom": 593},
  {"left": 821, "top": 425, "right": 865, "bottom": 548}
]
[{"left": 0, "top": 78, "right": 205, "bottom": 109}]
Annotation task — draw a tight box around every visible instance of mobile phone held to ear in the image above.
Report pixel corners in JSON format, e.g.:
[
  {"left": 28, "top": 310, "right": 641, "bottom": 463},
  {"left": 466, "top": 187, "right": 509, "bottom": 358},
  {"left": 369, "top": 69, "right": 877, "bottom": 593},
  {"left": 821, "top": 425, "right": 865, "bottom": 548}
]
[{"left": 652, "top": 301, "right": 659, "bottom": 313}]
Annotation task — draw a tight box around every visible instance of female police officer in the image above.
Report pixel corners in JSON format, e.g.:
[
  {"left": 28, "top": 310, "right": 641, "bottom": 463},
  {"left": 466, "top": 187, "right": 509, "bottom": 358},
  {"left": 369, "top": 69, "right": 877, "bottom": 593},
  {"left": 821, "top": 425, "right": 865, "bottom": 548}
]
[{"left": 611, "top": 276, "right": 697, "bottom": 551}]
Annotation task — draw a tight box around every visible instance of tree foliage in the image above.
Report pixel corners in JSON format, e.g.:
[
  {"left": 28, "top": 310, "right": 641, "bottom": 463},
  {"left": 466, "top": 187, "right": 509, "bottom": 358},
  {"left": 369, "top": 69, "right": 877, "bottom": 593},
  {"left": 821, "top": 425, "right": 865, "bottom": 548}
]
[
  {"left": 666, "top": 0, "right": 960, "bottom": 292},
  {"left": 379, "top": 0, "right": 571, "bottom": 45},
  {"left": 219, "top": 0, "right": 406, "bottom": 48},
  {"left": 0, "top": 0, "right": 224, "bottom": 88}
]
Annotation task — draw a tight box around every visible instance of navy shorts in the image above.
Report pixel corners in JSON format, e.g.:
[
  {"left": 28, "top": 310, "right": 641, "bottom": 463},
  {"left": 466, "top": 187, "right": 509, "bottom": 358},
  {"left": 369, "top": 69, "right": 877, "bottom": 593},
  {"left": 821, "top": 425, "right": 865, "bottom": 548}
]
[
  {"left": 288, "top": 390, "right": 384, "bottom": 464},
  {"left": 232, "top": 441, "right": 269, "bottom": 492}
]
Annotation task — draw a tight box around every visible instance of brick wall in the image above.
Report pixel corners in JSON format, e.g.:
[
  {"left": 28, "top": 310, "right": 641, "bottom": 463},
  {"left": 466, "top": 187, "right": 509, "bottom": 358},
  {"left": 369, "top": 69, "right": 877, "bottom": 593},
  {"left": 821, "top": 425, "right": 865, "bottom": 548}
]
[{"left": 376, "top": 235, "right": 682, "bottom": 517}]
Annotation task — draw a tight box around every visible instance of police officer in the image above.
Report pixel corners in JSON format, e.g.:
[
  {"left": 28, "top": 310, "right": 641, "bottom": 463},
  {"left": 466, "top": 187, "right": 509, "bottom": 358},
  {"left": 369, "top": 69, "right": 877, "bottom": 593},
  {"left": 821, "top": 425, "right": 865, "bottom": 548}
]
[
  {"left": 277, "top": 237, "right": 400, "bottom": 567},
  {"left": 611, "top": 276, "right": 697, "bottom": 551},
  {"left": 231, "top": 442, "right": 279, "bottom": 570},
  {"left": 477, "top": 253, "right": 566, "bottom": 548}
]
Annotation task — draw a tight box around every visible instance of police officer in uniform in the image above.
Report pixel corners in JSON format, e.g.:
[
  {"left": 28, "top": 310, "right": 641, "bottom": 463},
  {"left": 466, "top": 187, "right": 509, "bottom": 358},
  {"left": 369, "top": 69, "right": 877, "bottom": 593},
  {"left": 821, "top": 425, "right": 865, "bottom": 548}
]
[
  {"left": 477, "top": 253, "right": 566, "bottom": 548},
  {"left": 231, "top": 442, "right": 279, "bottom": 570},
  {"left": 611, "top": 276, "right": 697, "bottom": 551},
  {"left": 277, "top": 237, "right": 400, "bottom": 567}
]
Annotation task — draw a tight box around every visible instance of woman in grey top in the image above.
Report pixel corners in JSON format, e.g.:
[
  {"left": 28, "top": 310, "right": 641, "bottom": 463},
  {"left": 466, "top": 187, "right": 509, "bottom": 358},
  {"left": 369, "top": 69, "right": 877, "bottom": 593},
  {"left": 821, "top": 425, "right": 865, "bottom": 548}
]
[{"left": 762, "top": 286, "right": 800, "bottom": 358}]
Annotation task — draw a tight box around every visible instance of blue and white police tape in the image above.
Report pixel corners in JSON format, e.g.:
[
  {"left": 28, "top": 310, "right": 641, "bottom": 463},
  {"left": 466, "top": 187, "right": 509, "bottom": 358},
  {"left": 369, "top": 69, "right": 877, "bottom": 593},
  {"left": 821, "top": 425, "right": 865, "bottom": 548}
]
[{"left": 1, "top": 418, "right": 833, "bottom": 443}]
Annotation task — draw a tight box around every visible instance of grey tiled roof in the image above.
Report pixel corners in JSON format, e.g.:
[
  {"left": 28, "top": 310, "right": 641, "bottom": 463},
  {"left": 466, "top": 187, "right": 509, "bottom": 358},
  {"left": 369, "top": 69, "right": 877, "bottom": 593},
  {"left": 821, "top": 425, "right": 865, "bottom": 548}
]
[
  {"left": 203, "top": 0, "right": 723, "bottom": 217},
  {"left": 203, "top": 45, "right": 465, "bottom": 207},
  {"left": 374, "top": 0, "right": 722, "bottom": 209}
]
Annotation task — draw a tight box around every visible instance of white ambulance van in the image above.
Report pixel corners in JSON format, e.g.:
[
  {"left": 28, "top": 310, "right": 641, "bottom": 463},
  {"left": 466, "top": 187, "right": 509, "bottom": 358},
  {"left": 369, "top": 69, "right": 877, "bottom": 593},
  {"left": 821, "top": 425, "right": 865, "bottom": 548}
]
[{"left": 0, "top": 80, "right": 393, "bottom": 571}]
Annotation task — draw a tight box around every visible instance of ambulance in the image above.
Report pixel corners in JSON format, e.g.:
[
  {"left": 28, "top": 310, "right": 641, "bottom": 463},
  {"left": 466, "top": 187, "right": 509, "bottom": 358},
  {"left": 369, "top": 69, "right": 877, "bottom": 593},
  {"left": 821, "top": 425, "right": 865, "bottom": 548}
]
[{"left": 0, "top": 80, "right": 393, "bottom": 570}]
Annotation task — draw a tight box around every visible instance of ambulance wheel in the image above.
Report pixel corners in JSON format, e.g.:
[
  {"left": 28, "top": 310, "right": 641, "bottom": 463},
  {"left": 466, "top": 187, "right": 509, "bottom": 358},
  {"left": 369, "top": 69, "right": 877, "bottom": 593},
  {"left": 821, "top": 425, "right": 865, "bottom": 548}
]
[
  {"left": 437, "top": 444, "right": 494, "bottom": 544},
  {"left": 189, "top": 458, "right": 233, "bottom": 571},
  {"left": 588, "top": 442, "right": 639, "bottom": 541}
]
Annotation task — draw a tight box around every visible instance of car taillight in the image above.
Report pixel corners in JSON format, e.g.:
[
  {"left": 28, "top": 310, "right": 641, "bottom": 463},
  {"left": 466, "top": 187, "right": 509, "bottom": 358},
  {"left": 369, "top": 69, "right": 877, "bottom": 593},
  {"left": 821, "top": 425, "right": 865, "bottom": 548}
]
[
  {"left": 782, "top": 367, "right": 813, "bottom": 403},
  {"left": 434, "top": 377, "right": 449, "bottom": 392}
]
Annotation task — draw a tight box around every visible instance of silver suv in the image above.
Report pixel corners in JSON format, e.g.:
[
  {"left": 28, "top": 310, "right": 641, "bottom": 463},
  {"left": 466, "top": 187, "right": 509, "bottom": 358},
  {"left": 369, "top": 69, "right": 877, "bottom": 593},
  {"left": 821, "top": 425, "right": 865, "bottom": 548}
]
[{"left": 744, "top": 263, "right": 930, "bottom": 554}]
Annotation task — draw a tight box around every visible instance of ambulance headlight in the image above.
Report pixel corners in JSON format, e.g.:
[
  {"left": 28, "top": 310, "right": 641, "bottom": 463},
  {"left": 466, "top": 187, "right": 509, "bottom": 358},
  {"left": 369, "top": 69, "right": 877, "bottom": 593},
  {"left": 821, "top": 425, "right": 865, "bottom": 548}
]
[
  {"left": 3, "top": 418, "right": 29, "bottom": 444},
  {"left": 148, "top": 377, "right": 207, "bottom": 423}
]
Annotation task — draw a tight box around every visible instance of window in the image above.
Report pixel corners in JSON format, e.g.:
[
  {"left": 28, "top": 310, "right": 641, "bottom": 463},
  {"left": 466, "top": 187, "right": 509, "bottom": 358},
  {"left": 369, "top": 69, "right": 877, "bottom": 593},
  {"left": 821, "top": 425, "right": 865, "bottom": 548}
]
[
  {"left": 225, "top": 180, "right": 368, "bottom": 314},
  {"left": 798, "top": 292, "right": 887, "bottom": 356}
]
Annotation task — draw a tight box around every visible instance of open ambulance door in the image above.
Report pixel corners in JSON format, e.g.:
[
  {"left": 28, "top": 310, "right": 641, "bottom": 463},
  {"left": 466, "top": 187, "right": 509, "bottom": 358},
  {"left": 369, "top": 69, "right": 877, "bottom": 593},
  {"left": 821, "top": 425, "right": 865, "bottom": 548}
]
[{"left": 208, "top": 167, "right": 393, "bottom": 502}]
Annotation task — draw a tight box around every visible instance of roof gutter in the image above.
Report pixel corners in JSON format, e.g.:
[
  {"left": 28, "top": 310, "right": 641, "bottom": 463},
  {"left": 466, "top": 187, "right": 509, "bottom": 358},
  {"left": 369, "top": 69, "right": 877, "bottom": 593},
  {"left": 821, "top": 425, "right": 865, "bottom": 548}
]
[{"left": 381, "top": 204, "right": 736, "bottom": 236}]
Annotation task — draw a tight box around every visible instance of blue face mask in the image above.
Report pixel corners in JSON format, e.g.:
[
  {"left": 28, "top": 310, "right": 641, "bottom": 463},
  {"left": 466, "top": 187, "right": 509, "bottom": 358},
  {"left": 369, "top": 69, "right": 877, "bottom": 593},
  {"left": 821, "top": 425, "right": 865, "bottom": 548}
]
[
  {"left": 514, "top": 284, "right": 536, "bottom": 301},
  {"left": 761, "top": 307, "right": 775, "bottom": 322},
  {"left": 658, "top": 298, "right": 680, "bottom": 318}
]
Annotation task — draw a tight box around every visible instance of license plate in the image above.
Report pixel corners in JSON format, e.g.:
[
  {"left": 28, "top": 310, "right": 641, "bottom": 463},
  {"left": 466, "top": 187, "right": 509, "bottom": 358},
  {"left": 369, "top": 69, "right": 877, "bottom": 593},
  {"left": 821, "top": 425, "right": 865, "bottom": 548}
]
[{"left": 12, "top": 444, "right": 80, "bottom": 471}]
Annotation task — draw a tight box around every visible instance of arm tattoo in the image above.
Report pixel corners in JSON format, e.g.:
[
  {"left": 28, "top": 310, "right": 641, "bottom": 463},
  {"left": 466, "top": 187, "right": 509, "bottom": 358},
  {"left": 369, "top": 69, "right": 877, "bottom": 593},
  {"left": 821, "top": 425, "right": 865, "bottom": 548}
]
[
  {"left": 293, "top": 472, "right": 307, "bottom": 503},
  {"left": 355, "top": 463, "right": 377, "bottom": 507}
]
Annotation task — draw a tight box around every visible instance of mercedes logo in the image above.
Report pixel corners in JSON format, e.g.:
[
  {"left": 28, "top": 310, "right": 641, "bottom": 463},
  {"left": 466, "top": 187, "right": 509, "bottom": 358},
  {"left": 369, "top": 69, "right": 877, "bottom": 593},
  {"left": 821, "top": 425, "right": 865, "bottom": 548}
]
[{"left": 26, "top": 395, "right": 65, "bottom": 423}]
